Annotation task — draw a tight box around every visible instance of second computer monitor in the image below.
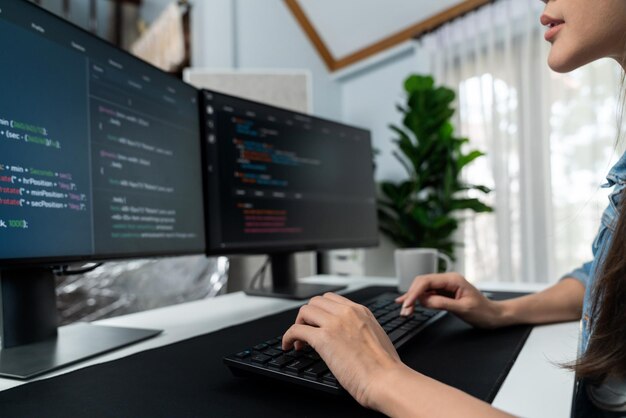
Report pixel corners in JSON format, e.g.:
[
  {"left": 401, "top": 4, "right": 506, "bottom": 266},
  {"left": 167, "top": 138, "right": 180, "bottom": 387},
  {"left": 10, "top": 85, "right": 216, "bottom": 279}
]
[{"left": 201, "top": 90, "right": 378, "bottom": 298}]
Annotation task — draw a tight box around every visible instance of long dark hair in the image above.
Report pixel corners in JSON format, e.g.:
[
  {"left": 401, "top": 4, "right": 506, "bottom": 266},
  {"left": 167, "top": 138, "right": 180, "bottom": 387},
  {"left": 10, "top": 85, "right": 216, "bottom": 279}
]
[
  {"left": 574, "top": 194, "right": 626, "bottom": 383},
  {"left": 573, "top": 46, "right": 626, "bottom": 383}
]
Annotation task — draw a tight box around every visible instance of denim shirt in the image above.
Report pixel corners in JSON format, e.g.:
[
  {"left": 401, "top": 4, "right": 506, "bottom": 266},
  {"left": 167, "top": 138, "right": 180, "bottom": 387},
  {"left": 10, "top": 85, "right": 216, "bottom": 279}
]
[{"left": 564, "top": 151, "right": 626, "bottom": 414}]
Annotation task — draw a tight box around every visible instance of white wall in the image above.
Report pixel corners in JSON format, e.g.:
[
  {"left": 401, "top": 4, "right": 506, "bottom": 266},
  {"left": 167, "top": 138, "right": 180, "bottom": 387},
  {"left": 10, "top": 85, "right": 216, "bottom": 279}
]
[
  {"left": 235, "top": 0, "right": 343, "bottom": 119},
  {"left": 191, "top": 0, "right": 237, "bottom": 70},
  {"left": 191, "top": 0, "right": 342, "bottom": 120},
  {"left": 340, "top": 44, "right": 430, "bottom": 182}
]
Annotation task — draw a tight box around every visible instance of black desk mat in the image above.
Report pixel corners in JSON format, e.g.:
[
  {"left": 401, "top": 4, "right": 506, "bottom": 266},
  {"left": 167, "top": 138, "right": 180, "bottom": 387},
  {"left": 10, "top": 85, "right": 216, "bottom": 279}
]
[{"left": 0, "top": 286, "right": 532, "bottom": 417}]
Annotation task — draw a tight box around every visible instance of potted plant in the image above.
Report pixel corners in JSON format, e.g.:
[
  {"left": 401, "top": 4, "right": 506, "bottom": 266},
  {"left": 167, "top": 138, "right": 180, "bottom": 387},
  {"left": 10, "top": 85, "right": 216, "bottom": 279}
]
[{"left": 377, "top": 75, "right": 493, "bottom": 262}]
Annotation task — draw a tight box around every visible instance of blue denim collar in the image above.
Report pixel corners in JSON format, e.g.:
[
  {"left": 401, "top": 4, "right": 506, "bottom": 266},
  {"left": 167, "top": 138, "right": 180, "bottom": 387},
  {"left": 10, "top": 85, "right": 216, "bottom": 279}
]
[{"left": 603, "top": 150, "right": 626, "bottom": 188}]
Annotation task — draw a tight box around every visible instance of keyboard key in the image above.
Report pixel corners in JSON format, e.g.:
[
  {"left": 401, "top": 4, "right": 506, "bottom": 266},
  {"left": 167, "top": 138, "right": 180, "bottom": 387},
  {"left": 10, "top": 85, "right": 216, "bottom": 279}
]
[
  {"left": 263, "top": 348, "right": 283, "bottom": 357},
  {"left": 322, "top": 372, "right": 338, "bottom": 385},
  {"left": 285, "top": 358, "right": 314, "bottom": 373},
  {"left": 399, "top": 324, "right": 417, "bottom": 332},
  {"left": 253, "top": 343, "right": 268, "bottom": 351},
  {"left": 389, "top": 329, "right": 412, "bottom": 344},
  {"left": 235, "top": 350, "right": 252, "bottom": 359},
  {"left": 388, "top": 318, "right": 405, "bottom": 327},
  {"left": 251, "top": 354, "right": 272, "bottom": 364},
  {"left": 378, "top": 314, "right": 396, "bottom": 325},
  {"left": 383, "top": 324, "right": 396, "bottom": 333},
  {"left": 268, "top": 355, "right": 295, "bottom": 369},
  {"left": 303, "top": 361, "right": 329, "bottom": 378},
  {"left": 408, "top": 318, "right": 426, "bottom": 326},
  {"left": 286, "top": 350, "right": 307, "bottom": 358},
  {"left": 265, "top": 338, "right": 279, "bottom": 346}
]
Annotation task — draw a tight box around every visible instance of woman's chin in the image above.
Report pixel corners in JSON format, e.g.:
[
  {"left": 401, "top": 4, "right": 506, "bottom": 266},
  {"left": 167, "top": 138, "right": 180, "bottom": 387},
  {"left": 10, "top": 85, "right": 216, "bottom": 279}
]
[
  {"left": 547, "top": 46, "right": 600, "bottom": 73},
  {"left": 547, "top": 51, "right": 579, "bottom": 73}
]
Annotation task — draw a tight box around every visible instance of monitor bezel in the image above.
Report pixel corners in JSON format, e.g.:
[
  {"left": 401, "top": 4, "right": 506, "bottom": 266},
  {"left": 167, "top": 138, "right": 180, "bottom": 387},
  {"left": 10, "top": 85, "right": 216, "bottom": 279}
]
[
  {"left": 0, "top": 0, "right": 206, "bottom": 267},
  {"left": 200, "top": 88, "right": 380, "bottom": 257}
]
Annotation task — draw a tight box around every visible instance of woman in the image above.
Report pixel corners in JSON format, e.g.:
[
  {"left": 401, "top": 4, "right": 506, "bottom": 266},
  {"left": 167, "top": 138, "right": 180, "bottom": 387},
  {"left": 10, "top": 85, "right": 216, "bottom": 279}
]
[{"left": 282, "top": 0, "right": 626, "bottom": 416}]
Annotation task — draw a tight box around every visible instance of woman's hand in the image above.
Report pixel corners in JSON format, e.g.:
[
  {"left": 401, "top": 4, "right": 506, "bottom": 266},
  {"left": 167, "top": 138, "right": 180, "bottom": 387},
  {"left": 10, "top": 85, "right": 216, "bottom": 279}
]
[
  {"left": 396, "top": 273, "right": 505, "bottom": 329},
  {"left": 282, "top": 292, "right": 403, "bottom": 409}
]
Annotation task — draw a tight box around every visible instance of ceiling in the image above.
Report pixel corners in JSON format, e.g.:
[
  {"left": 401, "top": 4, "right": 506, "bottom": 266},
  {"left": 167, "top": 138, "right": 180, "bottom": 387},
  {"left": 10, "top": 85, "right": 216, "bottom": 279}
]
[
  {"left": 298, "top": 0, "right": 463, "bottom": 58},
  {"left": 285, "top": 0, "right": 491, "bottom": 72}
]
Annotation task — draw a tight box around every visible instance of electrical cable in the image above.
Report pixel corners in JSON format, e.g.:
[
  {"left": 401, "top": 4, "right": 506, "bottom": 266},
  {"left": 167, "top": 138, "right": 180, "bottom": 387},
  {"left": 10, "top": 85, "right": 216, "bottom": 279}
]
[
  {"left": 257, "top": 260, "right": 270, "bottom": 290},
  {"left": 247, "top": 257, "right": 270, "bottom": 291},
  {"left": 53, "top": 263, "right": 103, "bottom": 276},
  {"left": 251, "top": 259, "right": 269, "bottom": 290}
]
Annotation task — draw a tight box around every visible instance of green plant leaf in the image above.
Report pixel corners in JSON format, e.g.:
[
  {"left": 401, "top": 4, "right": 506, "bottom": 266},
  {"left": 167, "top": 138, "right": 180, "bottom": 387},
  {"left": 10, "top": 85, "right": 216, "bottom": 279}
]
[
  {"left": 410, "top": 206, "right": 430, "bottom": 227},
  {"left": 380, "top": 182, "right": 400, "bottom": 202},
  {"left": 438, "top": 122, "right": 454, "bottom": 140},
  {"left": 443, "top": 164, "right": 454, "bottom": 202},
  {"left": 458, "top": 150, "right": 485, "bottom": 171},
  {"left": 433, "top": 87, "right": 455, "bottom": 106},
  {"left": 450, "top": 198, "right": 494, "bottom": 213},
  {"left": 459, "top": 184, "right": 492, "bottom": 194},
  {"left": 392, "top": 151, "right": 414, "bottom": 177},
  {"left": 404, "top": 75, "right": 434, "bottom": 93},
  {"left": 432, "top": 216, "right": 457, "bottom": 229}
]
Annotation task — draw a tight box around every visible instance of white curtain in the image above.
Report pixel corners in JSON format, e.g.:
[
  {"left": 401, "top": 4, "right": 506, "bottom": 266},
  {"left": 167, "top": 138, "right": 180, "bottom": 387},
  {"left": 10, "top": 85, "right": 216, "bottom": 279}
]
[{"left": 421, "top": 0, "right": 624, "bottom": 283}]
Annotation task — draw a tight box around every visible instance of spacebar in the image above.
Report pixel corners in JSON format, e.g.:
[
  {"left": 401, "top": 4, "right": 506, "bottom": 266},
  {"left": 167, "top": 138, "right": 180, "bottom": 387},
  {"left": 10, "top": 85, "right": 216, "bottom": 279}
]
[{"left": 388, "top": 329, "right": 409, "bottom": 343}]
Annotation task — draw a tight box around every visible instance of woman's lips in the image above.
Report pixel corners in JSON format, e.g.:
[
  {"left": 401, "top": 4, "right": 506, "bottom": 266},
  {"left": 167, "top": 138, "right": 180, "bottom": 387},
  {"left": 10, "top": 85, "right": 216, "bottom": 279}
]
[
  {"left": 540, "top": 15, "right": 565, "bottom": 42},
  {"left": 544, "top": 21, "right": 564, "bottom": 42}
]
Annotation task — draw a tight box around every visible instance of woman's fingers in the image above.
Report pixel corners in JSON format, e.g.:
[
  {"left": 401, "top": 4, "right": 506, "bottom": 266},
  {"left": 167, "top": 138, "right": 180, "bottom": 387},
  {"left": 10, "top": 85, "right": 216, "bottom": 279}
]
[
  {"left": 282, "top": 323, "right": 320, "bottom": 351},
  {"left": 419, "top": 294, "right": 459, "bottom": 312},
  {"left": 282, "top": 293, "right": 402, "bottom": 406},
  {"left": 290, "top": 296, "right": 347, "bottom": 350},
  {"left": 294, "top": 303, "right": 332, "bottom": 327},
  {"left": 397, "top": 275, "right": 436, "bottom": 315},
  {"left": 321, "top": 292, "right": 354, "bottom": 306},
  {"left": 393, "top": 274, "right": 502, "bottom": 328},
  {"left": 398, "top": 274, "right": 463, "bottom": 316},
  {"left": 306, "top": 294, "right": 350, "bottom": 315}
]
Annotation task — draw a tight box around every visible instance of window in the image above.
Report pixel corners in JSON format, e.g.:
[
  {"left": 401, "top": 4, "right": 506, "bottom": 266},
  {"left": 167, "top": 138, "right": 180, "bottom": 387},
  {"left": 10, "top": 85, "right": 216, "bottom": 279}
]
[{"left": 423, "top": 0, "right": 624, "bottom": 283}]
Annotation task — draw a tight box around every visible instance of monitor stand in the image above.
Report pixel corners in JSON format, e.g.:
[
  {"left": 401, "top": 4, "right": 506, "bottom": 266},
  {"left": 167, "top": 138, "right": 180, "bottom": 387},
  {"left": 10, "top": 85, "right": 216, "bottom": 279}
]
[
  {"left": 244, "top": 253, "right": 345, "bottom": 300},
  {"left": 0, "top": 267, "right": 161, "bottom": 380}
]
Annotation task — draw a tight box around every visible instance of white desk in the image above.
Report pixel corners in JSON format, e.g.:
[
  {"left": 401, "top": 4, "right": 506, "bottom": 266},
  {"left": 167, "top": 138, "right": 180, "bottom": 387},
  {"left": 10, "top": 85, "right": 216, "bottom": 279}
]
[{"left": 0, "top": 275, "right": 579, "bottom": 417}]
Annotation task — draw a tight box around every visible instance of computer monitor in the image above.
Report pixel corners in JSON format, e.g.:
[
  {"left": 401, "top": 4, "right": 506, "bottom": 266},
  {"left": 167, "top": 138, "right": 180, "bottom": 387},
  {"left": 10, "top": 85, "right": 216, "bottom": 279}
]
[
  {"left": 0, "top": 1, "right": 205, "bottom": 378},
  {"left": 201, "top": 90, "right": 379, "bottom": 299}
]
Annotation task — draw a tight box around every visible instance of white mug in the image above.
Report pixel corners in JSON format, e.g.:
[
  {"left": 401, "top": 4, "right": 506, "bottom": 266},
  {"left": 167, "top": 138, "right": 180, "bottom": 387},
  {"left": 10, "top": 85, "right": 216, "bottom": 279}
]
[{"left": 394, "top": 248, "right": 452, "bottom": 293}]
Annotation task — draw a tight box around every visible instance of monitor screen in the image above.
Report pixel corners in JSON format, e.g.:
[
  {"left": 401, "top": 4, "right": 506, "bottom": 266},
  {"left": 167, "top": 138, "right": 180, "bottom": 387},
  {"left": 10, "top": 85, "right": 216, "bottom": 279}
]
[
  {"left": 202, "top": 90, "right": 379, "bottom": 254},
  {"left": 0, "top": 1, "right": 205, "bottom": 263}
]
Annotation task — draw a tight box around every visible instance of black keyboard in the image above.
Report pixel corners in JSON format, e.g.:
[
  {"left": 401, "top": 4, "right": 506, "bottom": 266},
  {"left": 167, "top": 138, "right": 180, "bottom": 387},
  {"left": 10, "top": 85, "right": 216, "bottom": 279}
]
[{"left": 223, "top": 292, "right": 446, "bottom": 394}]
